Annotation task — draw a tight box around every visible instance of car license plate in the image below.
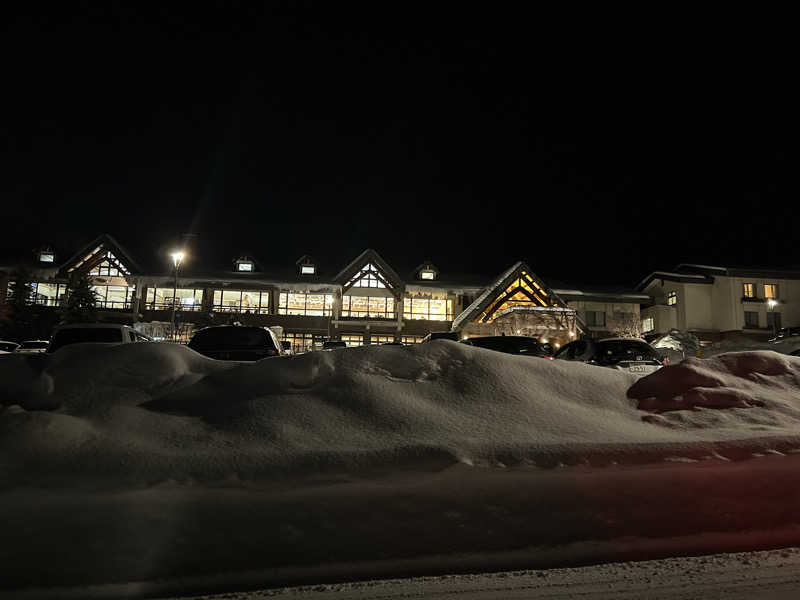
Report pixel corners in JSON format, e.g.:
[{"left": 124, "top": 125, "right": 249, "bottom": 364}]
[{"left": 629, "top": 365, "right": 647, "bottom": 373}]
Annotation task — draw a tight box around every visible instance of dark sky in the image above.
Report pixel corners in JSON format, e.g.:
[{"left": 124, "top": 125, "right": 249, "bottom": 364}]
[{"left": 2, "top": 4, "right": 796, "bottom": 286}]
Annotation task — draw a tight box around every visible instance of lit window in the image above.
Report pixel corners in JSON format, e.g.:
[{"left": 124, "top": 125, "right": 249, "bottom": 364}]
[
  {"left": 765, "top": 284, "right": 778, "bottom": 299},
  {"left": 92, "top": 285, "right": 136, "bottom": 309},
  {"left": 743, "top": 283, "right": 754, "bottom": 298},
  {"left": 39, "top": 253, "right": 55, "bottom": 263},
  {"left": 403, "top": 297, "right": 454, "bottom": 321},
  {"left": 340, "top": 334, "right": 364, "bottom": 347},
  {"left": 301, "top": 265, "right": 316, "bottom": 275},
  {"left": 667, "top": 291, "right": 677, "bottom": 306},
  {"left": 283, "top": 332, "right": 319, "bottom": 353},
  {"left": 402, "top": 336, "right": 423, "bottom": 344},
  {"left": 477, "top": 273, "right": 549, "bottom": 323},
  {"left": 212, "top": 290, "right": 270, "bottom": 313},
  {"left": 340, "top": 295, "right": 395, "bottom": 319},
  {"left": 237, "top": 262, "right": 254, "bottom": 272},
  {"left": 347, "top": 264, "right": 388, "bottom": 289},
  {"left": 278, "top": 292, "right": 333, "bottom": 316},
  {"left": 88, "top": 252, "right": 130, "bottom": 276},
  {"left": 642, "top": 317, "right": 654, "bottom": 333},
  {"left": 420, "top": 270, "right": 435, "bottom": 280},
  {"left": 146, "top": 288, "right": 203, "bottom": 311},
  {"left": 370, "top": 335, "right": 395, "bottom": 344}
]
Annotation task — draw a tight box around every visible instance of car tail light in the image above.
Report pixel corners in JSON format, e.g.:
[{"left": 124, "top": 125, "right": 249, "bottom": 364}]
[
  {"left": 546, "top": 356, "right": 554, "bottom": 360},
  {"left": 663, "top": 357, "right": 670, "bottom": 365}
]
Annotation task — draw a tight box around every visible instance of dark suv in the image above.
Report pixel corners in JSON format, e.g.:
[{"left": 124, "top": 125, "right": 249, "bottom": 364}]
[
  {"left": 187, "top": 326, "right": 283, "bottom": 361},
  {"left": 460, "top": 336, "right": 554, "bottom": 358}
]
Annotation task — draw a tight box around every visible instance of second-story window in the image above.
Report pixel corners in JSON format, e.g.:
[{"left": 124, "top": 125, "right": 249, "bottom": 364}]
[
  {"left": 765, "top": 284, "right": 778, "bottom": 299},
  {"left": 667, "top": 291, "right": 677, "bottom": 306},
  {"left": 743, "top": 283, "right": 754, "bottom": 298},
  {"left": 300, "top": 265, "right": 316, "bottom": 275},
  {"left": 642, "top": 317, "right": 654, "bottom": 333}
]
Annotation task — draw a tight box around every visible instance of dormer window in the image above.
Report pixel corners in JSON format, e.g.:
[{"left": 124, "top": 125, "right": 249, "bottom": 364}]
[
  {"left": 415, "top": 261, "right": 439, "bottom": 281},
  {"left": 234, "top": 256, "right": 255, "bottom": 272},
  {"left": 296, "top": 255, "right": 317, "bottom": 276},
  {"left": 36, "top": 246, "right": 55, "bottom": 263}
]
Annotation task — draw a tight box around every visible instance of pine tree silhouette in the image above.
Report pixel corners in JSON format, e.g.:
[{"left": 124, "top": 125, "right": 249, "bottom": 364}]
[{"left": 61, "top": 275, "right": 99, "bottom": 324}]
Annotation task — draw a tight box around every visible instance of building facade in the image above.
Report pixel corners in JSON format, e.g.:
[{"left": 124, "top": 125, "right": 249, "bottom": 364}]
[
  {"left": 637, "top": 264, "right": 800, "bottom": 342},
  {"left": 1, "top": 234, "right": 650, "bottom": 349}
]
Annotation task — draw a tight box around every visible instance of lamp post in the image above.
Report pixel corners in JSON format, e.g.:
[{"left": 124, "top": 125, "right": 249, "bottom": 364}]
[
  {"left": 170, "top": 251, "right": 184, "bottom": 341},
  {"left": 767, "top": 298, "right": 778, "bottom": 339}
]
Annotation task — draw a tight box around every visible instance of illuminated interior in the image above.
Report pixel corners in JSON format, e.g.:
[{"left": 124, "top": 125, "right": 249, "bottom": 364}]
[
  {"left": 278, "top": 292, "right": 333, "bottom": 316},
  {"left": 341, "top": 295, "right": 395, "bottom": 318},
  {"left": 146, "top": 288, "right": 203, "bottom": 311},
  {"left": 478, "top": 271, "right": 551, "bottom": 322},
  {"left": 213, "top": 290, "right": 269, "bottom": 313},
  {"left": 420, "top": 270, "right": 435, "bottom": 280},
  {"left": 369, "top": 335, "right": 395, "bottom": 344},
  {"left": 347, "top": 263, "right": 389, "bottom": 289},
  {"left": 88, "top": 251, "right": 130, "bottom": 276},
  {"left": 340, "top": 334, "right": 363, "bottom": 347},
  {"left": 31, "top": 282, "right": 65, "bottom": 306},
  {"left": 283, "top": 332, "right": 319, "bottom": 352},
  {"left": 92, "top": 285, "right": 135, "bottom": 308},
  {"left": 301, "top": 265, "right": 316, "bottom": 275},
  {"left": 403, "top": 298, "right": 453, "bottom": 321}
]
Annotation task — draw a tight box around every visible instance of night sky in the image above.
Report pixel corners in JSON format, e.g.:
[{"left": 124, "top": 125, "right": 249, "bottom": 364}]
[{"left": 2, "top": 5, "right": 796, "bottom": 286}]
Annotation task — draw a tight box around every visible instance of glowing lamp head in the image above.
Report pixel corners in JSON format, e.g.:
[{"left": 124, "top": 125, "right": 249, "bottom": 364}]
[
  {"left": 767, "top": 299, "right": 778, "bottom": 309},
  {"left": 171, "top": 251, "right": 185, "bottom": 268},
  {"left": 516, "top": 329, "right": 521, "bottom": 334}
]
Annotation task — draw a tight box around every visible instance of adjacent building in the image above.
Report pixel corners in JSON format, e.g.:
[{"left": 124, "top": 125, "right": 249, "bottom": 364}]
[
  {"left": 0, "top": 234, "right": 651, "bottom": 350},
  {"left": 637, "top": 264, "right": 800, "bottom": 342}
]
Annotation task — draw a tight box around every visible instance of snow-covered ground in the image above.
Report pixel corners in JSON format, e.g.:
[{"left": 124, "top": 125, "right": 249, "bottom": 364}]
[{"left": 4, "top": 340, "right": 800, "bottom": 598}]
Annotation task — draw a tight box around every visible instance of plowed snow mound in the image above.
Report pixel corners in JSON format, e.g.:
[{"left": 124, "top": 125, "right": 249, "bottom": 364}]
[{"left": 3, "top": 343, "right": 800, "bottom": 486}]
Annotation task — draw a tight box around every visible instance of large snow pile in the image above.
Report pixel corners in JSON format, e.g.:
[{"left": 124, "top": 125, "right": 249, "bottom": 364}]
[
  {"left": 6, "top": 342, "right": 800, "bottom": 597},
  {"left": 4, "top": 342, "right": 800, "bottom": 487}
]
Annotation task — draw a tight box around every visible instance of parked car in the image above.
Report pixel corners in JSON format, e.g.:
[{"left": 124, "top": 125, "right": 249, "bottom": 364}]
[
  {"left": 0, "top": 341, "right": 20, "bottom": 353},
  {"left": 770, "top": 326, "right": 800, "bottom": 343},
  {"left": 322, "top": 340, "right": 347, "bottom": 350},
  {"left": 187, "top": 325, "right": 283, "bottom": 361},
  {"left": 790, "top": 348, "right": 800, "bottom": 357},
  {"left": 47, "top": 323, "right": 152, "bottom": 353},
  {"left": 555, "top": 337, "right": 666, "bottom": 374},
  {"left": 15, "top": 340, "right": 50, "bottom": 354},
  {"left": 460, "top": 335, "right": 555, "bottom": 359},
  {"left": 421, "top": 331, "right": 460, "bottom": 343}
]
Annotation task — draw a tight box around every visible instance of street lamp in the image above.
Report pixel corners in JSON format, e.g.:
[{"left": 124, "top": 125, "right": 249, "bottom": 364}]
[
  {"left": 767, "top": 298, "right": 778, "bottom": 339},
  {"left": 171, "top": 251, "right": 184, "bottom": 341}
]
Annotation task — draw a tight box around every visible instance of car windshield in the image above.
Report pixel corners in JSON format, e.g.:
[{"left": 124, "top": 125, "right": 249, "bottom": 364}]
[
  {"left": 189, "top": 327, "right": 272, "bottom": 349},
  {"left": 0, "top": 342, "right": 19, "bottom": 352},
  {"left": 49, "top": 329, "right": 124, "bottom": 352},
  {"left": 594, "top": 340, "right": 660, "bottom": 364}
]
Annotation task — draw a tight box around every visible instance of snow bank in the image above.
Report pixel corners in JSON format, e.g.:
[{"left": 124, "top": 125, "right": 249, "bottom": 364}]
[{"left": 4, "top": 342, "right": 800, "bottom": 488}]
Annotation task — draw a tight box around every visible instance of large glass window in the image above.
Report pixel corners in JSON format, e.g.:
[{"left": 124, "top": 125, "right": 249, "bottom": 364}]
[
  {"left": 32, "top": 282, "right": 65, "bottom": 306},
  {"left": 642, "top": 317, "right": 654, "bottom": 333},
  {"left": 88, "top": 251, "right": 130, "bottom": 276},
  {"left": 403, "top": 298, "right": 453, "bottom": 321},
  {"left": 283, "top": 332, "right": 320, "bottom": 353},
  {"left": 212, "top": 290, "right": 269, "bottom": 313},
  {"left": 402, "top": 336, "right": 423, "bottom": 344},
  {"left": 340, "top": 334, "right": 364, "bottom": 347},
  {"left": 92, "top": 285, "right": 136, "bottom": 309},
  {"left": 765, "top": 284, "right": 779, "bottom": 299},
  {"left": 146, "top": 288, "right": 203, "bottom": 311},
  {"left": 278, "top": 292, "right": 333, "bottom": 316},
  {"left": 341, "top": 295, "right": 395, "bottom": 319},
  {"left": 369, "top": 335, "right": 395, "bottom": 344},
  {"left": 347, "top": 263, "right": 387, "bottom": 289},
  {"left": 585, "top": 310, "right": 606, "bottom": 327},
  {"left": 744, "top": 311, "right": 759, "bottom": 328},
  {"left": 743, "top": 283, "right": 755, "bottom": 298}
]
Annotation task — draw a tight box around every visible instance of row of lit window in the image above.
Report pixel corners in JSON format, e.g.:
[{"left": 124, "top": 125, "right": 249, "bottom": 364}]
[{"left": 743, "top": 283, "right": 779, "bottom": 299}]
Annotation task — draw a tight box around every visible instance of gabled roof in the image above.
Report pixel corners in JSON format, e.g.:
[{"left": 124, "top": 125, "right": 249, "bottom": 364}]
[
  {"left": 295, "top": 254, "right": 316, "bottom": 266},
  {"left": 411, "top": 260, "right": 439, "bottom": 279},
  {"left": 59, "top": 234, "right": 142, "bottom": 277},
  {"left": 334, "top": 249, "right": 404, "bottom": 292},
  {"left": 451, "top": 261, "right": 572, "bottom": 330}
]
